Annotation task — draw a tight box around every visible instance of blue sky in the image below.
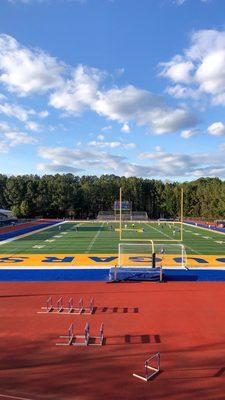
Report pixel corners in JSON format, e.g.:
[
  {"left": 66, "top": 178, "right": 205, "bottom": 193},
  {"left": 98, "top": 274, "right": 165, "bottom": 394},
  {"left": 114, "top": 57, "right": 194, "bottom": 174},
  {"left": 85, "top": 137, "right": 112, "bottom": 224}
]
[{"left": 0, "top": 0, "right": 225, "bottom": 180}]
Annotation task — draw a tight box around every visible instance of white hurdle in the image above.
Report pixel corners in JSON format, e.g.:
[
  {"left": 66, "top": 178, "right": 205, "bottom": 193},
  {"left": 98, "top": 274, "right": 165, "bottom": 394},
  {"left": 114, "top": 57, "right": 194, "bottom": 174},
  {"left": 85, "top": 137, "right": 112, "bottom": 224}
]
[
  {"left": 38, "top": 297, "right": 85, "bottom": 314},
  {"left": 62, "top": 298, "right": 84, "bottom": 314},
  {"left": 83, "top": 297, "right": 94, "bottom": 315},
  {"left": 133, "top": 353, "right": 160, "bottom": 382},
  {"left": 38, "top": 296, "right": 54, "bottom": 313},
  {"left": 56, "top": 322, "right": 104, "bottom": 346},
  {"left": 56, "top": 322, "right": 90, "bottom": 346},
  {"left": 89, "top": 323, "right": 104, "bottom": 346},
  {"left": 57, "top": 297, "right": 63, "bottom": 313}
]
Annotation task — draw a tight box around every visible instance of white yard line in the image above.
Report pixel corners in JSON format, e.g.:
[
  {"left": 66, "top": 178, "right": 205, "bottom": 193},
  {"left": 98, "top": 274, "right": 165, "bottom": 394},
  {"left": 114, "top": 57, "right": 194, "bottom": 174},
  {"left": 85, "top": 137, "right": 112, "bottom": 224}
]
[
  {"left": 85, "top": 222, "right": 104, "bottom": 253},
  {"left": 146, "top": 222, "right": 199, "bottom": 255}
]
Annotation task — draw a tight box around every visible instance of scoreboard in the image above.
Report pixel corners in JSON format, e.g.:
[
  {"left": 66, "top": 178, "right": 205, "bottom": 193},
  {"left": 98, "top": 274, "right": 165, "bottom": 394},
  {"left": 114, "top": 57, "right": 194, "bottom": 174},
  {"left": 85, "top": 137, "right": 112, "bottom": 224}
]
[{"left": 114, "top": 201, "right": 131, "bottom": 211}]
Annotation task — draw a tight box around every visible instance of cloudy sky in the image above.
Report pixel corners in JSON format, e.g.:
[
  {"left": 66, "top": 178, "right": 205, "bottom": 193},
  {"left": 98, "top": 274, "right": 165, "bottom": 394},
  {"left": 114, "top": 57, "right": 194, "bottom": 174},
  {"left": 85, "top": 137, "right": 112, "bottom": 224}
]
[{"left": 0, "top": 0, "right": 225, "bottom": 180}]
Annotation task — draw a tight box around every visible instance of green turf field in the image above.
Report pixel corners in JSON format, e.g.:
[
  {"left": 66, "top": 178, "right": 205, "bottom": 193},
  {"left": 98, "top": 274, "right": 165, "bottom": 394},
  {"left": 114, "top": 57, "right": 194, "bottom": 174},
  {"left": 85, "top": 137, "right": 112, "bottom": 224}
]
[{"left": 0, "top": 221, "right": 225, "bottom": 256}]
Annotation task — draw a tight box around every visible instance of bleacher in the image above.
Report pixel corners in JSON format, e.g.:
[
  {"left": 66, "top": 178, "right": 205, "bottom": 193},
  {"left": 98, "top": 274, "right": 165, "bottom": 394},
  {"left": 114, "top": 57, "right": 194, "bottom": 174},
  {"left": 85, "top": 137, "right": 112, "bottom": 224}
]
[
  {"left": 97, "top": 211, "right": 114, "bottom": 220},
  {"left": 132, "top": 212, "right": 148, "bottom": 221},
  {"left": 97, "top": 210, "right": 148, "bottom": 221},
  {"left": 0, "top": 209, "right": 17, "bottom": 226}
]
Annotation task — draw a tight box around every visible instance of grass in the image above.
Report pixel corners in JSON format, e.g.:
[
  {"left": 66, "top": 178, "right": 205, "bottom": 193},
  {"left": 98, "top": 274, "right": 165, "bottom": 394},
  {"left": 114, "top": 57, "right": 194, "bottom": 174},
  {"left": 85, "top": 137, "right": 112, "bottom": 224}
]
[{"left": 0, "top": 221, "right": 225, "bottom": 256}]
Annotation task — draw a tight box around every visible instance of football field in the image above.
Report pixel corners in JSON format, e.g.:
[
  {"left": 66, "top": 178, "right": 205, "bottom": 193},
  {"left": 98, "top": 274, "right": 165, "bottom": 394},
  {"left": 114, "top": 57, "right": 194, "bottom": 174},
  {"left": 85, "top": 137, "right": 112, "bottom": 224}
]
[{"left": 0, "top": 221, "right": 225, "bottom": 268}]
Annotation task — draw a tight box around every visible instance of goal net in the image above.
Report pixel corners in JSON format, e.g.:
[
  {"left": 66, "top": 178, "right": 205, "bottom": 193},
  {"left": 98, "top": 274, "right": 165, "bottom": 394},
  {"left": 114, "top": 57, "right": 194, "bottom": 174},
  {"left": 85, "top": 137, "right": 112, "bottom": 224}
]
[
  {"left": 118, "top": 242, "right": 154, "bottom": 268},
  {"left": 154, "top": 243, "right": 187, "bottom": 268},
  {"left": 109, "top": 241, "right": 162, "bottom": 282}
]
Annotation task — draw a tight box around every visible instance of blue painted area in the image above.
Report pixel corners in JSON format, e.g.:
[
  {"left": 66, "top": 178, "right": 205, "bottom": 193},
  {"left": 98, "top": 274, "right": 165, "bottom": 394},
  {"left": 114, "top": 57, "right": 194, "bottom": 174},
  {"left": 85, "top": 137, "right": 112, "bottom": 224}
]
[
  {"left": 164, "top": 269, "right": 225, "bottom": 282},
  {"left": 0, "top": 269, "right": 109, "bottom": 281},
  {"left": 1, "top": 267, "right": 225, "bottom": 281},
  {"left": 0, "top": 221, "right": 59, "bottom": 241},
  {"left": 185, "top": 221, "right": 225, "bottom": 234}
]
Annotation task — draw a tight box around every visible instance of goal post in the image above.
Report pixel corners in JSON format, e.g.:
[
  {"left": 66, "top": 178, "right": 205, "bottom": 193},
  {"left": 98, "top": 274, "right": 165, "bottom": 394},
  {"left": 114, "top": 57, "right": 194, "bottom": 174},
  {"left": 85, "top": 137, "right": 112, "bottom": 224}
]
[{"left": 117, "top": 187, "right": 184, "bottom": 243}]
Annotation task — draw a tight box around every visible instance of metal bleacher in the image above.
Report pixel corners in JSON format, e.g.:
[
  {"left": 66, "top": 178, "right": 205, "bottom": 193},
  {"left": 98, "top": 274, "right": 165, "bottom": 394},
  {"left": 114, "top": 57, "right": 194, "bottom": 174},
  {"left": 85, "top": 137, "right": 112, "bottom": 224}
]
[{"left": 97, "top": 211, "right": 148, "bottom": 221}]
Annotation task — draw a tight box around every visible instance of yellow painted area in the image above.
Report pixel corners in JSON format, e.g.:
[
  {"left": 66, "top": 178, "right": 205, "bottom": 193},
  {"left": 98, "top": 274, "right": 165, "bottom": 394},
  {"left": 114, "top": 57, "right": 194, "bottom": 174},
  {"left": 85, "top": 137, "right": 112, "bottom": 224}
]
[
  {"left": 0, "top": 254, "right": 225, "bottom": 267},
  {"left": 115, "top": 228, "right": 144, "bottom": 233}
]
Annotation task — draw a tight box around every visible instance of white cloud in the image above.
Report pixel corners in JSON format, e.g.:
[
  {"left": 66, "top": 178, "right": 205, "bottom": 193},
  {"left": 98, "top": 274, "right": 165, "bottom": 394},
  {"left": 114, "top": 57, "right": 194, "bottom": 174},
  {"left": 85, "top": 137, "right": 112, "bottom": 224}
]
[
  {"left": 25, "top": 121, "right": 40, "bottom": 131},
  {"left": 37, "top": 146, "right": 127, "bottom": 174},
  {"left": 180, "top": 128, "right": 198, "bottom": 139},
  {"left": 166, "top": 84, "right": 200, "bottom": 100},
  {"left": 0, "top": 102, "right": 33, "bottom": 121},
  {"left": 4, "top": 131, "right": 37, "bottom": 146},
  {"left": 92, "top": 85, "right": 198, "bottom": 134},
  {"left": 121, "top": 123, "right": 130, "bottom": 133},
  {"left": 160, "top": 29, "right": 225, "bottom": 106},
  {"left": 37, "top": 144, "right": 225, "bottom": 179},
  {"left": 88, "top": 140, "right": 136, "bottom": 149},
  {"left": 160, "top": 57, "right": 194, "bottom": 84},
  {"left": 97, "top": 134, "right": 104, "bottom": 140},
  {"left": 0, "top": 34, "right": 63, "bottom": 95},
  {"left": 174, "top": 0, "right": 211, "bottom": 4},
  {"left": 0, "top": 35, "right": 197, "bottom": 135},
  {"left": 207, "top": 122, "right": 225, "bottom": 136},
  {"left": 49, "top": 65, "right": 104, "bottom": 114},
  {"left": 49, "top": 69, "right": 197, "bottom": 134},
  {"left": 174, "top": 0, "right": 186, "bottom": 4},
  {"left": 0, "top": 99, "right": 49, "bottom": 126},
  {"left": 101, "top": 125, "right": 113, "bottom": 131},
  {"left": 0, "top": 121, "right": 10, "bottom": 132},
  {"left": 37, "top": 163, "right": 82, "bottom": 173},
  {"left": 0, "top": 141, "right": 9, "bottom": 153},
  {"left": 38, "top": 110, "right": 49, "bottom": 118},
  {"left": 0, "top": 119, "right": 37, "bottom": 149}
]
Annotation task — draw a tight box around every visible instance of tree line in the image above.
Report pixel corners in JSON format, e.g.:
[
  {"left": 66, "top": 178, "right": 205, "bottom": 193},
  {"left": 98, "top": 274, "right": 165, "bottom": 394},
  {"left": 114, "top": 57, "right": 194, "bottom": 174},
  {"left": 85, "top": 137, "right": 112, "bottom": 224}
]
[{"left": 0, "top": 174, "right": 224, "bottom": 219}]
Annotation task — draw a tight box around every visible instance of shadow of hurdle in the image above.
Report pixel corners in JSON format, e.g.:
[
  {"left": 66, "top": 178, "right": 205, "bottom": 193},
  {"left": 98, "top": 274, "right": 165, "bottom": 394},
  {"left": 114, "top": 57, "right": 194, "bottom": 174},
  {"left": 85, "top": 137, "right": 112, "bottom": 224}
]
[
  {"left": 92, "top": 306, "right": 139, "bottom": 314},
  {"left": 105, "top": 334, "right": 161, "bottom": 346}
]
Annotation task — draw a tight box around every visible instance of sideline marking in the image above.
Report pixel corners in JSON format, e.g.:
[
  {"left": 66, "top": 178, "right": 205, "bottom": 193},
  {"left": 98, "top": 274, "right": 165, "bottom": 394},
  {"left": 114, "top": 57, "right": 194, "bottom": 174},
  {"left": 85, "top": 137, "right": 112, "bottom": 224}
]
[
  {"left": 184, "top": 222, "right": 225, "bottom": 236},
  {"left": 0, "top": 393, "right": 35, "bottom": 400},
  {"left": 146, "top": 223, "right": 199, "bottom": 255}
]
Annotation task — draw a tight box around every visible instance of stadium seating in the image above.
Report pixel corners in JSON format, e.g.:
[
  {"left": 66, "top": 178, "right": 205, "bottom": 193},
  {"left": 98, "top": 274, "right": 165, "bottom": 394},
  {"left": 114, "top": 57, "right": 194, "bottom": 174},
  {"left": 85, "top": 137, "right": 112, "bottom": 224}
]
[{"left": 97, "top": 210, "right": 148, "bottom": 221}]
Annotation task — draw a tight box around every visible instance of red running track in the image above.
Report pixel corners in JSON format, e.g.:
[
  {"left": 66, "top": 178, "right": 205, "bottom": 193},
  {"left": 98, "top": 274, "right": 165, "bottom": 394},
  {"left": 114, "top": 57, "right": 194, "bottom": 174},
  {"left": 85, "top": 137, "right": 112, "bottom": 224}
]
[
  {"left": 0, "top": 220, "right": 51, "bottom": 234},
  {"left": 0, "top": 281, "right": 225, "bottom": 400}
]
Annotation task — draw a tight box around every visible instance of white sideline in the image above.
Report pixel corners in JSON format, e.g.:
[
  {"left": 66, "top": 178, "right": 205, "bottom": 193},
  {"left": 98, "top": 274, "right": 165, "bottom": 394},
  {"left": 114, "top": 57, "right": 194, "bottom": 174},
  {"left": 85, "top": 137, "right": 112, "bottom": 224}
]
[
  {"left": 184, "top": 222, "right": 225, "bottom": 237},
  {"left": 0, "top": 393, "right": 35, "bottom": 400},
  {"left": 146, "top": 222, "right": 199, "bottom": 255}
]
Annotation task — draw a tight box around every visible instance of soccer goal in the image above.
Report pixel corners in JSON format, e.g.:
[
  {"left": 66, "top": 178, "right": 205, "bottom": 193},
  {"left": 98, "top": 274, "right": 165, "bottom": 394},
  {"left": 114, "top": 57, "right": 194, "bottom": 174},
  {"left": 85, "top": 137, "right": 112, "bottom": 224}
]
[
  {"left": 118, "top": 242, "right": 154, "bottom": 268},
  {"left": 109, "top": 241, "right": 162, "bottom": 282},
  {"left": 154, "top": 243, "right": 187, "bottom": 268}
]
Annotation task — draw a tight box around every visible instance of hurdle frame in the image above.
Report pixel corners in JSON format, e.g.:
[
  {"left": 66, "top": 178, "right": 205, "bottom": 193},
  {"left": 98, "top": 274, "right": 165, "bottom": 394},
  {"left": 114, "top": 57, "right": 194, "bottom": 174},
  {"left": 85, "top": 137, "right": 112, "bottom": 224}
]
[
  {"left": 56, "top": 322, "right": 90, "bottom": 346},
  {"left": 133, "top": 352, "right": 160, "bottom": 382},
  {"left": 38, "top": 296, "right": 54, "bottom": 313},
  {"left": 83, "top": 298, "right": 94, "bottom": 315},
  {"left": 38, "top": 297, "right": 85, "bottom": 314},
  {"left": 56, "top": 323, "right": 75, "bottom": 346},
  {"left": 89, "top": 323, "right": 104, "bottom": 346},
  {"left": 57, "top": 297, "right": 63, "bottom": 313}
]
